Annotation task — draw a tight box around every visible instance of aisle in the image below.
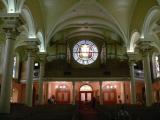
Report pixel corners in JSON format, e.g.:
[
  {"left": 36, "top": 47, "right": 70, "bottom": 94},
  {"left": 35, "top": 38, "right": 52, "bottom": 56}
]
[{"left": 78, "top": 103, "right": 100, "bottom": 120}]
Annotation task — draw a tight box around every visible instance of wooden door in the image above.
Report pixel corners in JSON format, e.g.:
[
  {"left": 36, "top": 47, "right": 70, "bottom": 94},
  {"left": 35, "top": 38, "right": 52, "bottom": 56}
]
[
  {"left": 103, "top": 89, "right": 117, "bottom": 104},
  {"left": 56, "top": 91, "right": 70, "bottom": 104}
]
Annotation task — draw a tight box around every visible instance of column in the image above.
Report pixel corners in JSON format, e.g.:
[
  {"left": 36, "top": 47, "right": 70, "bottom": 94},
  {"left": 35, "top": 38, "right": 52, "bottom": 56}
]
[
  {"left": 38, "top": 54, "right": 46, "bottom": 105},
  {"left": 138, "top": 41, "right": 153, "bottom": 106},
  {"left": 129, "top": 61, "right": 136, "bottom": 104},
  {"left": 72, "top": 81, "right": 76, "bottom": 105},
  {"left": 25, "top": 50, "right": 35, "bottom": 107},
  {"left": 128, "top": 52, "right": 137, "bottom": 104},
  {"left": 0, "top": 16, "right": 21, "bottom": 113},
  {"left": 143, "top": 50, "right": 153, "bottom": 106},
  {"left": 99, "top": 81, "right": 103, "bottom": 104}
]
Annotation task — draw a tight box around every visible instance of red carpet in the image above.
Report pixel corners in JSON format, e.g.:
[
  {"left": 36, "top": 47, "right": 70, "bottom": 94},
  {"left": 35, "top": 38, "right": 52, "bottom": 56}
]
[{"left": 78, "top": 103, "right": 100, "bottom": 120}]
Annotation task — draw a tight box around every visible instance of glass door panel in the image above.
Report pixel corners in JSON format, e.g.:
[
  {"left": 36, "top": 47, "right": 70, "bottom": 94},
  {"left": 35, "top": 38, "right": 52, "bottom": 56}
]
[
  {"left": 87, "top": 93, "right": 92, "bottom": 101},
  {"left": 81, "top": 93, "right": 86, "bottom": 101}
]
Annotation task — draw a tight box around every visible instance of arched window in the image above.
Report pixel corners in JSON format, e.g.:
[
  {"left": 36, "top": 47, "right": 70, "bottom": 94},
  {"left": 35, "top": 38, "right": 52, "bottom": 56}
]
[
  {"left": 12, "top": 54, "right": 20, "bottom": 79},
  {"left": 80, "top": 85, "right": 92, "bottom": 91},
  {"left": 12, "top": 56, "right": 17, "bottom": 78},
  {"left": 153, "top": 54, "right": 160, "bottom": 78}
]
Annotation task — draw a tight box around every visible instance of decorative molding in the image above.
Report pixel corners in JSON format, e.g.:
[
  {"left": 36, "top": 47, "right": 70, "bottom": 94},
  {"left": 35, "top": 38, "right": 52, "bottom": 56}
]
[{"left": 43, "top": 77, "right": 130, "bottom": 81}]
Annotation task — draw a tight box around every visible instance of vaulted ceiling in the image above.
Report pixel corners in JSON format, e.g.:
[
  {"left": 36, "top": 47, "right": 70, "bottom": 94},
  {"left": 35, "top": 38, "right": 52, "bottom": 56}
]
[
  {"left": 0, "top": 0, "right": 159, "bottom": 54},
  {"left": 25, "top": 0, "right": 158, "bottom": 48}
]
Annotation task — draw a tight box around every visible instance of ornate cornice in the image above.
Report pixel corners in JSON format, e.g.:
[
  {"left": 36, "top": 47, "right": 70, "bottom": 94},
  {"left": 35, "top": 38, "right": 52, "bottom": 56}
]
[{"left": 0, "top": 13, "right": 24, "bottom": 30}]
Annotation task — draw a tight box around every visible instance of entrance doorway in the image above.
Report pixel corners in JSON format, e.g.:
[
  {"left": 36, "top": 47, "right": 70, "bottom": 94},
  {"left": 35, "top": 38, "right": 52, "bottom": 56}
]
[
  {"left": 79, "top": 85, "right": 93, "bottom": 102},
  {"left": 103, "top": 85, "right": 117, "bottom": 104},
  {"left": 55, "top": 85, "right": 70, "bottom": 104},
  {"left": 56, "top": 91, "right": 70, "bottom": 104}
]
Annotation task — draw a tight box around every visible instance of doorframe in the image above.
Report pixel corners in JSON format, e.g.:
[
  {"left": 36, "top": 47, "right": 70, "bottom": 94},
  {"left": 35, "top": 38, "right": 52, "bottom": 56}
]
[
  {"left": 103, "top": 89, "right": 117, "bottom": 104},
  {"left": 55, "top": 90, "right": 70, "bottom": 104},
  {"left": 79, "top": 84, "right": 93, "bottom": 102}
]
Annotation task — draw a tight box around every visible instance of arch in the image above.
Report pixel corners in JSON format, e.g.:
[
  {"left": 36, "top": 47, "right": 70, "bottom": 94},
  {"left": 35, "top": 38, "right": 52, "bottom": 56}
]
[
  {"left": 21, "top": 6, "right": 36, "bottom": 38},
  {"left": 141, "top": 6, "right": 160, "bottom": 52},
  {"left": 157, "top": 0, "right": 160, "bottom": 5},
  {"left": 127, "top": 31, "right": 140, "bottom": 52},
  {"left": 37, "top": 31, "right": 46, "bottom": 52},
  {"left": 46, "top": 0, "right": 127, "bottom": 47},
  {"left": 2, "top": 0, "right": 25, "bottom": 13},
  {"left": 142, "top": 6, "right": 160, "bottom": 37},
  {"left": 80, "top": 84, "right": 93, "bottom": 91},
  {"left": 47, "top": 16, "right": 125, "bottom": 49}
]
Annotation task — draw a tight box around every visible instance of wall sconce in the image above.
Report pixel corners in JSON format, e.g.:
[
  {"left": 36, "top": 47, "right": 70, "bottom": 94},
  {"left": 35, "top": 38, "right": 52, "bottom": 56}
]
[{"left": 55, "top": 85, "right": 66, "bottom": 89}]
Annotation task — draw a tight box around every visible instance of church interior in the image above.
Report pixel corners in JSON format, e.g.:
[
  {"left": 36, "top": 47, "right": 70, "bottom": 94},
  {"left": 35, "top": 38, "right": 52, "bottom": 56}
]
[{"left": 0, "top": 0, "right": 160, "bottom": 120}]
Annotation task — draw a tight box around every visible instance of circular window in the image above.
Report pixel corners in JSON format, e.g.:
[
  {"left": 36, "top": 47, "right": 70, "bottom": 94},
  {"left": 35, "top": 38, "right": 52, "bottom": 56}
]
[{"left": 73, "top": 40, "right": 98, "bottom": 65}]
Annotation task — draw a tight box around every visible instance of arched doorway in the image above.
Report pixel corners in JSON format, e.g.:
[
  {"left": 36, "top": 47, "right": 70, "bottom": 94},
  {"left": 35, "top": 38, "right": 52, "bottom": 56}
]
[
  {"left": 79, "top": 84, "right": 93, "bottom": 102},
  {"left": 103, "top": 84, "right": 117, "bottom": 104},
  {"left": 55, "top": 85, "right": 70, "bottom": 104}
]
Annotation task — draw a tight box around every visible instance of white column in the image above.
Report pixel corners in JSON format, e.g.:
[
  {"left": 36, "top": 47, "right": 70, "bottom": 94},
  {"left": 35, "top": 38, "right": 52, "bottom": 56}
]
[
  {"left": 72, "top": 81, "right": 76, "bottom": 105},
  {"left": 25, "top": 51, "right": 35, "bottom": 107},
  {"left": 99, "top": 81, "right": 103, "bottom": 104},
  {"left": 38, "top": 61, "right": 45, "bottom": 104},
  {"left": 0, "top": 30, "right": 16, "bottom": 113},
  {"left": 143, "top": 51, "right": 153, "bottom": 106},
  {"left": 129, "top": 61, "right": 136, "bottom": 104}
]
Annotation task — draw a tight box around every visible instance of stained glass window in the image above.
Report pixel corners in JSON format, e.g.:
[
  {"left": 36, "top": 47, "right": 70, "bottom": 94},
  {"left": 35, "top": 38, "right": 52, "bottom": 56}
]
[
  {"left": 155, "top": 55, "right": 160, "bottom": 78},
  {"left": 73, "top": 40, "right": 98, "bottom": 65}
]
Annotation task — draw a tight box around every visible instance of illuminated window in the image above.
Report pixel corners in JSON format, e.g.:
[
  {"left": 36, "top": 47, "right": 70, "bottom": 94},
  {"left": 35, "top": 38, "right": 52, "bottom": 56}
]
[
  {"left": 155, "top": 55, "right": 160, "bottom": 78},
  {"left": 80, "top": 85, "right": 92, "bottom": 91},
  {"left": 12, "top": 56, "right": 16, "bottom": 78},
  {"left": 73, "top": 40, "right": 98, "bottom": 65}
]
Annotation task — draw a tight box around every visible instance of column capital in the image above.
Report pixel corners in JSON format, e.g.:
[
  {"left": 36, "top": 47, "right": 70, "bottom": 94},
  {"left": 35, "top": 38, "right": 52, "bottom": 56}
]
[
  {"left": 38, "top": 52, "right": 47, "bottom": 63},
  {"left": 24, "top": 38, "right": 40, "bottom": 46},
  {"left": 137, "top": 40, "right": 153, "bottom": 52},
  {"left": 0, "top": 13, "right": 24, "bottom": 32},
  {"left": 15, "top": 38, "right": 39, "bottom": 54},
  {"left": 127, "top": 52, "right": 136, "bottom": 64},
  {"left": 23, "top": 38, "right": 39, "bottom": 52}
]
